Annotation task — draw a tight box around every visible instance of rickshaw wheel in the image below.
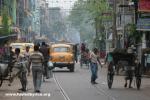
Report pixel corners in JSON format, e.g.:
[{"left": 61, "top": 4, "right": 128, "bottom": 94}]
[
  {"left": 0, "top": 74, "right": 3, "bottom": 87},
  {"left": 107, "top": 73, "right": 113, "bottom": 89},
  {"left": 107, "top": 61, "right": 114, "bottom": 89},
  {"left": 80, "top": 62, "right": 82, "bottom": 68},
  {"left": 136, "top": 77, "right": 141, "bottom": 90},
  {"left": 80, "top": 59, "right": 83, "bottom": 68}
]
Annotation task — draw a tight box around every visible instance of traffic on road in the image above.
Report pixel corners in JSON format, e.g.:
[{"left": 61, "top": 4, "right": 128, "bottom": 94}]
[
  {"left": 0, "top": 41, "right": 149, "bottom": 100},
  {"left": 0, "top": 0, "right": 150, "bottom": 100}
]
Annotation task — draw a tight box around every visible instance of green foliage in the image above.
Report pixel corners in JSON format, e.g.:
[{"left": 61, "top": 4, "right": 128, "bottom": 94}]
[
  {"left": 85, "top": 0, "right": 112, "bottom": 20},
  {"left": 128, "top": 23, "right": 142, "bottom": 44},
  {"left": 0, "top": 6, "right": 10, "bottom": 36},
  {"left": 68, "top": 0, "right": 112, "bottom": 46}
]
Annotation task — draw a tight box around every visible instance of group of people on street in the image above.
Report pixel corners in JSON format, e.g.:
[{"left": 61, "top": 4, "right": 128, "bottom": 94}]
[
  {"left": 6, "top": 42, "right": 50, "bottom": 93},
  {"left": 81, "top": 43, "right": 138, "bottom": 88},
  {"left": 1, "top": 41, "right": 140, "bottom": 93}
]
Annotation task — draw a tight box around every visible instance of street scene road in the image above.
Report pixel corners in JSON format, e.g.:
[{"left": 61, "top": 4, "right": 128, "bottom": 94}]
[
  {"left": 0, "top": 0, "right": 150, "bottom": 100},
  {"left": 0, "top": 62, "right": 150, "bottom": 100}
]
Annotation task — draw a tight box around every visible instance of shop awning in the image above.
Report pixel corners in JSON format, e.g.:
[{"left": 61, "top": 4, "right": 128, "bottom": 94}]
[
  {"left": 136, "top": 29, "right": 150, "bottom": 31},
  {"left": 0, "top": 34, "right": 17, "bottom": 39},
  {"left": 0, "top": 34, "right": 17, "bottom": 45}
]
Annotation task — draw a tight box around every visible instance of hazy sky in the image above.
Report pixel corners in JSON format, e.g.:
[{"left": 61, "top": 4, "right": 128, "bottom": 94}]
[{"left": 48, "top": 0, "right": 77, "bottom": 9}]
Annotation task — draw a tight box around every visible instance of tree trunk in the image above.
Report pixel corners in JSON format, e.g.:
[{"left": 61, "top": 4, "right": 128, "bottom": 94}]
[{"left": 112, "top": 0, "right": 117, "bottom": 48}]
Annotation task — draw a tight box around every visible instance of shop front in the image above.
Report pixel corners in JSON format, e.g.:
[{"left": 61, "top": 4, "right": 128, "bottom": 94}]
[{"left": 137, "top": 0, "right": 150, "bottom": 75}]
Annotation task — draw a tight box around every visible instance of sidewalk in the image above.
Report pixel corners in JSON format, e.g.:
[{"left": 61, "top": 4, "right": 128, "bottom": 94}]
[{"left": 0, "top": 74, "right": 62, "bottom": 100}]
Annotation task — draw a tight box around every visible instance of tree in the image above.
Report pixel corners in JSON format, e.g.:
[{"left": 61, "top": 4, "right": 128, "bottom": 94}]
[
  {"left": 0, "top": 6, "right": 10, "bottom": 36},
  {"left": 127, "top": 23, "right": 142, "bottom": 45},
  {"left": 68, "top": 0, "right": 112, "bottom": 49},
  {"left": 68, "top": 1, "right": 96, "bottom": 48}
]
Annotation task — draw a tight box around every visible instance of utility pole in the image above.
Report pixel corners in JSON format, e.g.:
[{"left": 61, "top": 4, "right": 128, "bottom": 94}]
[
  {"left": 95, "top": 17, "right": 98, "bottom": 48},
  {"left": 122, "top": 0, "right": 125, "bottom": 48},
  {"left": 112, "top": 0, "right": 117, "bottom": 48},
  {"left": 134, "top": 0, "right": 138, "bottom": 24}
]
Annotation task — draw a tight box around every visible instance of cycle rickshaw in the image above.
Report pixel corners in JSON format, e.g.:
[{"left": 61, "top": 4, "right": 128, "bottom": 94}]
[
  {"left": 0, "top": 55, "right": 28, "bottom": 87},
  {"left": 107, "top": 49, "right": 142, "bottom": 90},
  {"left": 80, "top": 51, "right": 90, "bottom": 68}
]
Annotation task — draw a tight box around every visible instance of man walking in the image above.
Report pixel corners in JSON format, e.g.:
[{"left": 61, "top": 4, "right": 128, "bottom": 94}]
[
  {"left": 13, "top": 48, "right": 28, "bottom": 92},
  {"left": 24, "top": 46, "right": 31, "bottom": 76},
  {"left": 90, "top": 48, "right": 102, "bottom": 84},
  {"left": 29, "top": 45, "right": 44, "bottom": 93},
  {"left": 39, "top": 42, "right": 50, "bottom": 79}
]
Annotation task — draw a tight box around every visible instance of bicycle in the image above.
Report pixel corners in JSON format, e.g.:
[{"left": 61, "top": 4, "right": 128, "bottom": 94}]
[{"left": 135, "top": 62, "right": 142, "bottom": 90}]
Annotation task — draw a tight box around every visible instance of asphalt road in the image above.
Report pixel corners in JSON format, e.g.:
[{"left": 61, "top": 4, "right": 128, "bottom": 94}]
[{"left": 0, "top": 62, "right": 150, "bottom": 100}]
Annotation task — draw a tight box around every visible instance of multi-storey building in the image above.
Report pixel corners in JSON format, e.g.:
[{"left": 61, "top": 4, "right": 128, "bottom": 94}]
[
  {"left": 107, "top": 0, "right": 135, "bottom": 47},
  {"left": 137, "top": 0, "right": 150, "bottom": 48},
  {"left": 16, "top": 0, "right": 36, "bottom": 41},
  {"left": 137, "top": 0, "right": 150, "bottom": 75},
  {"left": 38, "top": 0, "right": 50, "bottom": 36},
  {"left": 48, "top": 7, "right": 62, "bottom": 41}
]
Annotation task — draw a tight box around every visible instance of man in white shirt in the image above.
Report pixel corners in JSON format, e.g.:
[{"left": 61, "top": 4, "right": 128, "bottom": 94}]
[
  {"left": 24, "top": 46, "right": 31, "bottom": 76},
  {"left": 90, "top": 48, "right": 102, "bottom": 84}
]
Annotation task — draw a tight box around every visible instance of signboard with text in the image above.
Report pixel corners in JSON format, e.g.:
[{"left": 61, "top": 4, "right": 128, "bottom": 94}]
[
  {"left": 138, "top": 0, "right": 150, "bottom": 12},
  {"left": 137, "top": 18, "right": 150, "bottom": 31}
]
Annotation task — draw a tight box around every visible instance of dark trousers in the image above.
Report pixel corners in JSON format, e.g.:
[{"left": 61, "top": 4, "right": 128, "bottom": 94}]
[
  {"left": 43, "top": 61, "right": 49, "bottom": 78},
  {"left": 18, "top": 71, "right": 27, "bottom": 90}
]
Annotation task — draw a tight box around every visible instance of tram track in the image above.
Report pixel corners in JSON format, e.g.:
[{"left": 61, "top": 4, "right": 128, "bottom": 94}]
[
  {"left": 93, "top": 84, "right": 117, "bottom": 100},
  {"left": 77, "top": 63, "right": 118, "bottom": 100},
  {"left": 53, "top": 73, "right": 71, "bottom": 100},
  {"left": 53, "top": 64, "right": 118, "bottom": 100}
]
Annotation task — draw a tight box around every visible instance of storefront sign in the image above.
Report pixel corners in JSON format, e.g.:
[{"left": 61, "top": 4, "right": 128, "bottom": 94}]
[
  {"left": 138, "top": 0, "right": 150, "bottom": 12},
  {"left": 137, "top": 18, "right": 150, "bottom": 31},
  {"left": 147, "top": 54, "right": 150, "bottom": 63}
]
